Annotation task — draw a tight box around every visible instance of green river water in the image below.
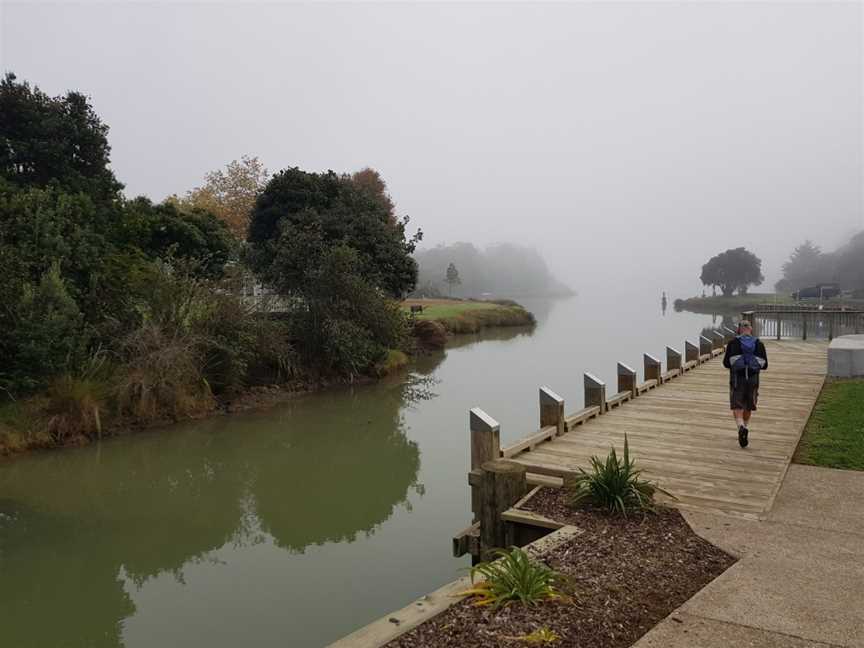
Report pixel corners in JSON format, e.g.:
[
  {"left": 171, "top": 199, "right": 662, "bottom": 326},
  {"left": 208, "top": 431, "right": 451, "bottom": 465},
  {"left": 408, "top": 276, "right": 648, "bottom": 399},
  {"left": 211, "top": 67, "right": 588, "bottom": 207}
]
[{"left": 0, "top": 294, "right": 719, "bottom": 647}]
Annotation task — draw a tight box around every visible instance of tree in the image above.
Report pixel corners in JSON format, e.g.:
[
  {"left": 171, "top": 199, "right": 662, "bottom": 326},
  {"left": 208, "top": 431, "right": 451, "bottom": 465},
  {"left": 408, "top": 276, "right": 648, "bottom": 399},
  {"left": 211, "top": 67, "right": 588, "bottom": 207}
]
[
  {"left": 775, "top": 241, "right": 831, "bottom": 293},
  {"left": 700, "top": 248, "right": 764, "bottom": 296},
  {"left": 445, "top": 262, "right": 461, "bottom": 296},
  {"left": 121, "top": 197, "right": 237, "bottom": 278},
  {"left": 0, "top": 73, "right": 123, "bottom": 204},
  {"left": 179, "top": 155, "right": 269, "bottom": 240},
  {"left": 247, "top": 166, "right": 421, "bottom": 298}
]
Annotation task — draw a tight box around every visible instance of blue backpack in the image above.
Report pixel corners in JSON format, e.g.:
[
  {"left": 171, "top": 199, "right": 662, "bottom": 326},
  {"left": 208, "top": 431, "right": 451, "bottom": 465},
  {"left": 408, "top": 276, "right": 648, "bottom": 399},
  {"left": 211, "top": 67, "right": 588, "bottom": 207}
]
[{"left": 732, "top": 335, "right": 762, "bottom": 376}]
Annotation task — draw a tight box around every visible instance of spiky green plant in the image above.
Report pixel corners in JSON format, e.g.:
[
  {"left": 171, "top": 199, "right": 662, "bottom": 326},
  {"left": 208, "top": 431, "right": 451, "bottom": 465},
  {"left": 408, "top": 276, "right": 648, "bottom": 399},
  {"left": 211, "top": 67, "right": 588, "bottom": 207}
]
[
  {"left": 567, "top": 434, "right": 674, "bottom": 515},
  {"left": 463, "top": 547, "right": 559, "bottom": 608}
]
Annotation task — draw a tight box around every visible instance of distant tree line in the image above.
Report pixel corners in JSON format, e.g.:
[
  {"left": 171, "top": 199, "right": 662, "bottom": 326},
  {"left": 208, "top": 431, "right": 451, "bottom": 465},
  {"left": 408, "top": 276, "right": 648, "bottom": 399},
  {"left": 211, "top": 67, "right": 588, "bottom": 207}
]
[
  {"left": 412, "top": 242, "right": 572, "bottom": 298},
  {"left": 775, "top": 235, "right": 864, "bottom": 296}
]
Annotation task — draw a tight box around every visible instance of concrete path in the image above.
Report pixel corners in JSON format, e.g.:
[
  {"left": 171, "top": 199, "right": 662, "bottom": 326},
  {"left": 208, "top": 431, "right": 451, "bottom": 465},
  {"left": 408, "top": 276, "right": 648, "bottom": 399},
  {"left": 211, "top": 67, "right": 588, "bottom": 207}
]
[{"left": 634, "top": 464, "right": 864, "bottom": 648}]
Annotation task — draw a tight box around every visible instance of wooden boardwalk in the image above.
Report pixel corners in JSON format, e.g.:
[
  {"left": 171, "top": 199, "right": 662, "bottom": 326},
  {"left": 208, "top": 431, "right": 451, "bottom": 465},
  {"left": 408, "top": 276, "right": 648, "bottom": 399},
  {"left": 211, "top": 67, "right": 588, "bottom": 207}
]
[{"left": 506, "top": 340, "right": 827, "bottom": 520}]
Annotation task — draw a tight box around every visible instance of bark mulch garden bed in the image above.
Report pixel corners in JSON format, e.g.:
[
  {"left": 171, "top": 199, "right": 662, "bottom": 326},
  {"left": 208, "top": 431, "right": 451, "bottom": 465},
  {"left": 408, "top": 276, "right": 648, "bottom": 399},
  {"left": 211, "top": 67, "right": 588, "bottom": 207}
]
[{"left": 387, "top": 487, "right": 735, "bottom": 648}]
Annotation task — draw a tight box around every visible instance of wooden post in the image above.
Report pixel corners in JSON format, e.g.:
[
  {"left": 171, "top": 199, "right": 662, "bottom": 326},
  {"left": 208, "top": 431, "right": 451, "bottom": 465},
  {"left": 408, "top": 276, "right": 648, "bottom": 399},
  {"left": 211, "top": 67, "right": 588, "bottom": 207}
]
[
  {"left": 776, "top": 312, "right": 782, "bottom": 340},
  {"left": 479, "top": 459, "right": 527, "bottom": 555},
  {"left": 644, "top": 353, "right": 662, "bottom": 383},
  {"left": 685, "top": 340, "right": 699, "bottom": 364},
  {"left": 699, "top": 335, "right": 712, "bottom": 358},
  {"left": 584, "top": 373, "right": 606, "bottom": 414},
  {"left": 829, "top": 312, "right": 835, "bottom": 341},
  {"left": 470, "top": 408, "right": 500, "bottom": 521},
  {"left": 617, "top": 362, "right": 637, "bottom": 398},
  {"left": 539, "top": 386, "right": 565, "bottom": 437},
  {"left": 802, "top": 312, "right": 808, "bottom": 340},
  {"left": 711, "top": 331, "right": 725, "bottom": 350},
  {"left": 723, "top": 326, "right": 737, "bottom": 342},
  {"left": 666, "top": 346, "right": 682, "bottom": 376}
]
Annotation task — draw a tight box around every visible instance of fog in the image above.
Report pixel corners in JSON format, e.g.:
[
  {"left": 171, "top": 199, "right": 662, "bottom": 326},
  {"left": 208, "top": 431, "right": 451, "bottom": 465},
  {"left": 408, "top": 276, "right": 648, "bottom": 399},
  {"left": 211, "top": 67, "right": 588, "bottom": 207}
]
[{"left": 2, "top": 1, "right": 861, "bottom": 296}]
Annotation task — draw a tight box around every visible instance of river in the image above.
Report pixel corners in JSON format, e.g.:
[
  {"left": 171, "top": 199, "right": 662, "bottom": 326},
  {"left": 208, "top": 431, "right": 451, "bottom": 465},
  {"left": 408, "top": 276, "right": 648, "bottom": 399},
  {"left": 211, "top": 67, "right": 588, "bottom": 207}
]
[{"left": 0, "top": 292, "right": 720, "bottom": 648}]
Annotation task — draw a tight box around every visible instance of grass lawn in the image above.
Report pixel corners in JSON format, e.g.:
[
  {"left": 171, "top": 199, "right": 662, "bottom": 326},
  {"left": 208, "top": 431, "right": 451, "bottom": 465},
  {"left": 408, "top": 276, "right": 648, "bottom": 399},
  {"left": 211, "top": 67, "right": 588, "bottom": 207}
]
[
  {"left": 402, "top": 298, "right": 535, "bottom": 334},
  {"left": 794, "top": 378, "right": 864, "bottom": 471},
  {"left": 403, "top": 299, "right": 500, "bottom": 321}
]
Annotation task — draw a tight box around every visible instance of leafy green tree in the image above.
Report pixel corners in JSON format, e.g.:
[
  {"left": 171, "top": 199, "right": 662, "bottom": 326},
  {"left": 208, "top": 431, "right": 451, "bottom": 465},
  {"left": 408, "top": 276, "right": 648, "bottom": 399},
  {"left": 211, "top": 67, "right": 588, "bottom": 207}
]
[
  {"left": 120, "top": 197, "right": 236, "bottom": 278},
  {"left": 247, "top": 166, "right": 421, "bottom": 298},
  {"left": 445, "top": 262, "right": 461, "bottom": 296},
  {"left": 0, "top": 73, "right": 123, "bottom": 203},
  {"left": 0, "top": 263, "right": 90, "bottom": 391},
  {"left": 700, "top": 248, "right": 764, "bottom": 296}
]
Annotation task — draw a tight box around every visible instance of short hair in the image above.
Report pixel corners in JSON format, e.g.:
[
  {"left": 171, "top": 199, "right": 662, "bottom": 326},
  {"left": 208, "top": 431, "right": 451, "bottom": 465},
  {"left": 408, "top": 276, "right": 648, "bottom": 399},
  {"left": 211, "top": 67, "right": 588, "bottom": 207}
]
[{"left": 738, "top": 320, "right": 752, "bottom": 330}]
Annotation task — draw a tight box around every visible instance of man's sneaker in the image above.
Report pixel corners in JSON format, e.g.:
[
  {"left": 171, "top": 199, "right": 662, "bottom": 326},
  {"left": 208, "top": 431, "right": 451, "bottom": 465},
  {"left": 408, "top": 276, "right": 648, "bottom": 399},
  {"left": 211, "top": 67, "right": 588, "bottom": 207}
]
[{"left": 738, "top": 425, "right": 749, "bottom": 448}]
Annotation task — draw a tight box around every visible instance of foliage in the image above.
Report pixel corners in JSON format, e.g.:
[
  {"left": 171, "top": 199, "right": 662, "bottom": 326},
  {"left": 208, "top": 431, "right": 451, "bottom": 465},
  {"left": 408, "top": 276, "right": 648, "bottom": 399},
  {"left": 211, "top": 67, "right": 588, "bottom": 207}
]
[
  {"left": 44, "top": 366, "right": 108, "bottom": 442},
  {"left": 411, "top": 319, "right": 448, "bottom": 351},
  {"left": 505, "top": 628, "right": 561, "bottom": 645},
  {"left": 120, "top": 197, "right": 237, "bottom": 278},
  {"left": 775, "top": 241, "right": 829, "bottom": 293},
  {"left": 0, "top": 72, "right": 123, "bottom": 203},
  {"left": 464, "top": 547, "right": 560, "bottom": 608},
  {"left": 774, "top": 231, "right": 864, "bottom": 295},
  {"left": 407, "top": 300, "right": 535, "bottom": 334},
  {"left": 246, "top": 166, "right": 421, "bottom": 298},
  {"left": 700, "top": 247, "right": 764, "bottom": 297},
  {"left": 567, "top": 435, "right": 672, "bottom": 515},
  {"left": 794, "top": 379, "right": 864, "bottom": 471},
  {"left": 0, "top": 263, "right": 90, "bottom": 392},
  {"left": 178, "top": 155, "right": 269, "bottom": 240},
  {"left": 445, "top": 261, "right": 461, "bottom": 296},
  {"left": 113, "top": 321, "right": 214, "bottom": 421}
]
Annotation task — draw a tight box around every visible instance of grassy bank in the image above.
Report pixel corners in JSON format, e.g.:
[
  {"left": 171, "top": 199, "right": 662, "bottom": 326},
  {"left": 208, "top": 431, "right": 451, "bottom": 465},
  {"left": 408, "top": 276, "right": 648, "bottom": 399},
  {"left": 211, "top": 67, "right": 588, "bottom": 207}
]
[
  {"left": 794, "top": 378, "right": 864, "bottom": 471},
  {"left": 674, "top": 293, "right": 794, "bottom": 314},
  {"left": 403, "top": 298, "right": 535, "bottom": 334}
]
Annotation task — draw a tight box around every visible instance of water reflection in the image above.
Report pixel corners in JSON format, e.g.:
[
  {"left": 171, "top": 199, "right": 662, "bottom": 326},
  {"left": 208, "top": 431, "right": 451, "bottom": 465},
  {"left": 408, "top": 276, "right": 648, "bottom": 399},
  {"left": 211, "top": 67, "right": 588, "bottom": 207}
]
[{"left": 0, "top": 377, "right": 426, "bottom": 648}]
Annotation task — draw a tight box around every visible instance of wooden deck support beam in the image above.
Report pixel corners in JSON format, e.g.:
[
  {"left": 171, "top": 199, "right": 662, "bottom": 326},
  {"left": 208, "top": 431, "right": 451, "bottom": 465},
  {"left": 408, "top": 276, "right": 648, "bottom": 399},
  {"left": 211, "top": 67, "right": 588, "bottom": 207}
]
[
  {"left": 479, "top": 459, "right": 527, "bottom": 555},
  {"left": 699, "top": 335, "right": 713, "bottom": 361},
  {"left": 617, "top": 362, "right": 637, "bottom": 398},
  {"left": 684, "top": 340, "right": 699, "bottom": 370},
  {"left": 470, "top": 408, "right": 500, "bottom": 520},
  {"left": 644, "top": 353, "right": 662, "bottom": 383},
  {"left": 666, "top": 346, "right": 682, "bottom": 377},
  {"left": 584, "top": 373, "right": 607, "bottom": 414},
  {"left": 539, "top": 386, "right": 565, "bottom": 437}
]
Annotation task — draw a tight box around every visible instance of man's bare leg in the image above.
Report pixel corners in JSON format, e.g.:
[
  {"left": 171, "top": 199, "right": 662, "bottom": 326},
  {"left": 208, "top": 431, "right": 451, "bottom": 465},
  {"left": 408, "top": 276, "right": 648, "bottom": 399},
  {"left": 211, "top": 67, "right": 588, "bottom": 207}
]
[
  {"left": 743, "top": 410, "right": 752, "bottom": 425},
  {"left": 732, "top": 408, "right": 745, "bottom": 428}
]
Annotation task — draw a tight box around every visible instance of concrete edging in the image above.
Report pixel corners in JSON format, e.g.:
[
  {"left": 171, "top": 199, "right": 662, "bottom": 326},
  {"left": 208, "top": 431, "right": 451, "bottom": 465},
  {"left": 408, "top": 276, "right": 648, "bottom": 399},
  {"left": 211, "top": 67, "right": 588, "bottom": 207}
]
[{"left": 327, "top": 525, "right": 581, "bottom": 648}]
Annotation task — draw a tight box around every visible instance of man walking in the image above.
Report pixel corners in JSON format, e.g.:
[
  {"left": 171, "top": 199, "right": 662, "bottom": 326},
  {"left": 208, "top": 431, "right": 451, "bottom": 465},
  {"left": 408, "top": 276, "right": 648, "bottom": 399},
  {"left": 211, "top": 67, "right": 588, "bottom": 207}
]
[{"left": 722, "top": 320, "right": 768, "bottom": 448}]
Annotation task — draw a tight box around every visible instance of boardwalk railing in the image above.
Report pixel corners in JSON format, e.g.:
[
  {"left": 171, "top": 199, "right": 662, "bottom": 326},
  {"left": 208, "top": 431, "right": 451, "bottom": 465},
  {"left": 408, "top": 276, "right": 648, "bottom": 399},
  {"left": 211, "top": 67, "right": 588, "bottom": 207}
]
[
  {"left": 454, "top": 323, "right": 738, "bottom": 560},
  {"left": 743, "top": 309, "right": 864, "bottom": 341}
]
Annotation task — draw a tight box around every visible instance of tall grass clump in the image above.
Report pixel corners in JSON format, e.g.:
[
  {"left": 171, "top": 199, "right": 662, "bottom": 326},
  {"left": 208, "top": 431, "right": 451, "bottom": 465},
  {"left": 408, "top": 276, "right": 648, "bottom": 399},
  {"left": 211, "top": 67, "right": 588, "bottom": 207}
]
[
  {"left": 567, "top": 435, "right": 673, "bottom": 515},
  {"left": 464, "top": 547, "right": 560, "bottom": 608}
]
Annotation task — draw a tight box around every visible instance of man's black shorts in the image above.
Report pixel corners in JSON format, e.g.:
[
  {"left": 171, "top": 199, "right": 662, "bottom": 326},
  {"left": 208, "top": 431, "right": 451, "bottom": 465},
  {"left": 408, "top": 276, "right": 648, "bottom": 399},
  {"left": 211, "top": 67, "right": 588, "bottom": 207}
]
[{"left": 730, "top": 380, "right": 758, "bottom": 411}]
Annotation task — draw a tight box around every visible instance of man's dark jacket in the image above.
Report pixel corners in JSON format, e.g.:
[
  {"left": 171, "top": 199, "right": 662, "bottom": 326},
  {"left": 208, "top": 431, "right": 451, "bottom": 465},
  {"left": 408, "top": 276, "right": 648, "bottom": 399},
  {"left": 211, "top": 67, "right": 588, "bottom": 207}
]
[{"left": 722, "top": 336, "right": 768, "bottom": 384}]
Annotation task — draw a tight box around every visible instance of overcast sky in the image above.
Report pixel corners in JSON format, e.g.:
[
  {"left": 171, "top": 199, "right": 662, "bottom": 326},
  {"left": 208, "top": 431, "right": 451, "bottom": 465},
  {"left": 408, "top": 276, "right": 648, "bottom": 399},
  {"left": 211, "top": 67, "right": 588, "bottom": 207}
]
[{"left": 2, "top": 1, "right": 862, "bottom": 294}]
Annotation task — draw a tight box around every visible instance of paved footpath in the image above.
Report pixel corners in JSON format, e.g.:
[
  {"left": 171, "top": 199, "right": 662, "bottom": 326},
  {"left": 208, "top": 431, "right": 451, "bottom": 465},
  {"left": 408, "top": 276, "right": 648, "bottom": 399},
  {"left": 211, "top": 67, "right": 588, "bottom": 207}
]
[{"left": 634, "top": 463, "right": 864, "bottom": 648}]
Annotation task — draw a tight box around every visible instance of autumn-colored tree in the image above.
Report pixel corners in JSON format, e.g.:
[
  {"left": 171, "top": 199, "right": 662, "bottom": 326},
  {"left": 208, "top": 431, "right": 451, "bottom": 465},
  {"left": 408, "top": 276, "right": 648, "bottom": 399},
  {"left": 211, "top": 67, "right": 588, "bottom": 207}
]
[
  {"left": 350, "top": 167, "right": 396, "bottom": 224},
  {"left": 180, "top": 155, "right": 269, "bottom": 240}
]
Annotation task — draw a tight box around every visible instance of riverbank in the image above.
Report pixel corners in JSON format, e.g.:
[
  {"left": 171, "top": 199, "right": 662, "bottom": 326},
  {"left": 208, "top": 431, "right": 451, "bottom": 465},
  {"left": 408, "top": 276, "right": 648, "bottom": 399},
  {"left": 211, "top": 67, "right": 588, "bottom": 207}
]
[
  {"left": 673, "top": 293, "right": 793, "bottom": 314},
  {"left": 404, "top": 298, "right": 536, "bottom": 334},
  {"left": 0, "top": 372, "right": 381, "bottom": 458},
  {"left": 675, "top": 292, "right": 864, "bottom": 315}
]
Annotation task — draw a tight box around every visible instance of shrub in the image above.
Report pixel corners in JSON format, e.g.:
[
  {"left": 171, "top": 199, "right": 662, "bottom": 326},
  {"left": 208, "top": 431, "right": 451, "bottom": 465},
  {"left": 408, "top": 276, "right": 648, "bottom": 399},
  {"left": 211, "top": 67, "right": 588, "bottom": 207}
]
[
  {"left": 567, "top": 435, "right": 672, "bottom": 515},
  {"left": 464, "top": 547, "right": 560, "bottom": 608},
  {"left": 372, "top": 350, "right": 409, "bottom": 377},
  {"left": 113, "top": 323, "right": 214, "bottom": 421},
  {"left": 412, "top": 319, "right": 447, "bottom": 350},
  {"left": 1, "top": 262, "right": 90, "bottom": 392},
  {"left": 44, "top": 374, "right": 106, "bottom": 441}
]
